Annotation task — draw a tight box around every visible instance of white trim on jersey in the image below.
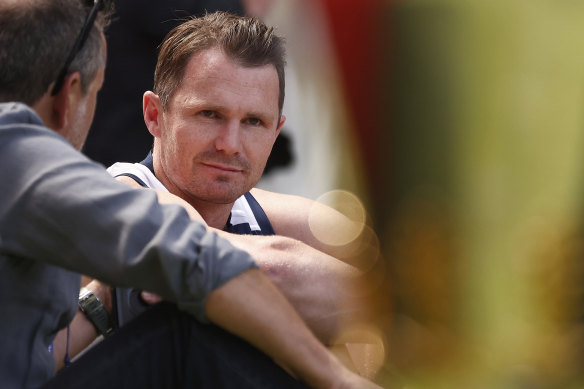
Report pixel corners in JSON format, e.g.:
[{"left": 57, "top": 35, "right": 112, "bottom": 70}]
[{"left": 108, "top": 162, "right": 169, "bottom": 192}]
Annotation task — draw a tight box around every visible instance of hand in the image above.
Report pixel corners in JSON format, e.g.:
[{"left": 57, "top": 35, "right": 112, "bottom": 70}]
[
  {"left": 140, "top": 290, "right": 163, "bottom": 305},
  {"left": 333, "top": 368, "right": 384, "bottom": 389}
]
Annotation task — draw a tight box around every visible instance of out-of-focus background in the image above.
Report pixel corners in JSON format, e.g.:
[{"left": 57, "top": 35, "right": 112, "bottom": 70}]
[{"left": 84, "top": 0, "right": 584, "bottom": 387}]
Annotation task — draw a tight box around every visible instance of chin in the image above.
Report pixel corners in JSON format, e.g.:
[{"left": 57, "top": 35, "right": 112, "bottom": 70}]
[
  {"left": 207, "top": 180, "right": 245, "bottom": 196},
  {"left": 198, "top": 189, "right": 242, "bottom": 204}
]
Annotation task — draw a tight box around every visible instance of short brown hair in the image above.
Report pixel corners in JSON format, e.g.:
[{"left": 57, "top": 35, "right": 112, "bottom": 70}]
[{"left": 154, "top": 11, "right": 286, "bottom": 120}]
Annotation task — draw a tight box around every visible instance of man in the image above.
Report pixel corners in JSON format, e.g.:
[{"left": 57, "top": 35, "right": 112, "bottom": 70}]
[
  {"left": 104, "top": 10, "right": 383, "bottom": 370},
  {"left": 55, "top": 10, "right": 384, "bottom": 378},
  {"left": 110, "top": 10, "right": 377, "bottom": 317},
  {"left": 0, "top": 1, "right": 380, "bottom": 388}
]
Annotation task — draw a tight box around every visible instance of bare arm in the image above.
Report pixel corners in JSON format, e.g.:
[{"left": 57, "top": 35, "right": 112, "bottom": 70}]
[
  {"left": 216, "top": 231, "right": 377, "bottom": 345},
  {"left": 54, "top": 259, "right": 380, "bottom": 387},
  {"left": 250, "top": 187, "right": 376, "bottom": 270},
  {"left": 224, "top": 191, "right": 388, "bottom": 377},
  {"left": 206, "top": 268, "right": 382, "bottom": 388},
  {"left": 52, "top": 280, "right": 111, "bottom": 370}
]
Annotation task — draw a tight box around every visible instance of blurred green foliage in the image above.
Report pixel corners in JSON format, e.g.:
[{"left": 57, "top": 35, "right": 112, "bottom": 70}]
[{"left": 378, "top": 1, "right": 584, "bottom": 387}]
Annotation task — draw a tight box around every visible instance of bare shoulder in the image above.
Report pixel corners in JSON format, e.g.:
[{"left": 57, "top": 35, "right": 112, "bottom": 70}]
[{"left": 115, "top": 175, "right": 143, "bottom": 189}]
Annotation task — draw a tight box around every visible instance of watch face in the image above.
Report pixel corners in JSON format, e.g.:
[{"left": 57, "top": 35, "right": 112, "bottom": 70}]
[
  {"left": 79, "top": 288, "right": 92, "bottom": 300},
  {"left": 79, "top": 289, "right": 113, "bottom": 336}
]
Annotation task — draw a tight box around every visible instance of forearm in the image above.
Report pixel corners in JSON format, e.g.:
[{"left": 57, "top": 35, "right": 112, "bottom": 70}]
[
  {"left": 53, "top": 280, "right": 112, "bottom": 370},
  {"left": 206, "top": 268, "right": 348, "bottom": 388},
  {"left": 215, "top": 231, "right": 372, "bottom": 345},
  {"left": 53, "top": 311, "right": 96, "bottom": 370}
]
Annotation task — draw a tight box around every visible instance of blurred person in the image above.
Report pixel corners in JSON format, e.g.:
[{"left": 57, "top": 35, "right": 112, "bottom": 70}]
[{"left": 0, "top": 1, "right": 381, "bottom": 388}]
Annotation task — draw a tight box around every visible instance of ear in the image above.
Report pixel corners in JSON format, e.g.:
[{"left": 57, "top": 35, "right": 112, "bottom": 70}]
[
  {"left": 50, "top": 72, "right": 82, "bottom": 131},
  {"left": 275, "top": 114, "right": 286, "bottom": 139},
  {"left": 143, "top": 91, "right": 164, "bottom": 138}
]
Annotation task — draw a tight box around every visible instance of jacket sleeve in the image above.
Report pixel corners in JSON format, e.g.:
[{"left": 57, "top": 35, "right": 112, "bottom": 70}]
[{"left": 0, "top": 114, "right": 257, "bottom": 323}]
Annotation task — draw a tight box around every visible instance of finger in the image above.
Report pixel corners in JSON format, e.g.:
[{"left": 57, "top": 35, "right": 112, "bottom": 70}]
[{"left": 140, "top": 291, "right": 163, "bottom": 305}]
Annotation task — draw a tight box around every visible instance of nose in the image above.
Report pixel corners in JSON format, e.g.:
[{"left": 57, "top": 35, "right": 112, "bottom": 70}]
[{"left": 214, "top": 120, "right": 241, "bottom": 155}]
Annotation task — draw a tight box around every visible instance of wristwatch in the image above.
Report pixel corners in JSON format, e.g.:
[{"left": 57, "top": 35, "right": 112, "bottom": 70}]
[{"left": 78, "top": 287, "right": 114, "bottom": 337}]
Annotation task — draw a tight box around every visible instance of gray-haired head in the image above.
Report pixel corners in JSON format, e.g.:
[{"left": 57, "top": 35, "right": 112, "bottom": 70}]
[{"left": 0, "top": 0, "right": 112, "bottom": 105}]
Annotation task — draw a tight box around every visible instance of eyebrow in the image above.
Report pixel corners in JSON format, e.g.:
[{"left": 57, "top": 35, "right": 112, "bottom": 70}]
[
  {"left": 184, "top": 102, "right": 274, "bottom": 124},
  {"left": 244, "top": 111, "right": 272, "bottom": 122}
]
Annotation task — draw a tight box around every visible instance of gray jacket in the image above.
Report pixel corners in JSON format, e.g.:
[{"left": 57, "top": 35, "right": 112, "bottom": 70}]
[{"left": 0, "top": 102, "right": 257, "bottom": 389}]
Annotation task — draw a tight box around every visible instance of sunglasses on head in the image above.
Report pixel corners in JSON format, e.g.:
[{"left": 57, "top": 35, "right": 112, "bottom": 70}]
[{"left": 51, "top": 0, "right": 106, "bottom": 96}]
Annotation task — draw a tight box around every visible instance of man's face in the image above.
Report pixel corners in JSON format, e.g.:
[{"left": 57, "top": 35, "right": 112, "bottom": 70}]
[{"left": 155, "top": 47, "right": 283, "bottom": 204}]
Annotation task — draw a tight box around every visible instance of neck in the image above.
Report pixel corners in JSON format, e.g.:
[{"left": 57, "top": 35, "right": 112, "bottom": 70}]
[
  {"left": 163, "top": 178, "right": 235, "bottom": 229},
  {"left": 31, "top": 93, "right": 59, "bottom": 132},
  {"left": 184, "top": 199, "right": 235, "bottom": 230}
]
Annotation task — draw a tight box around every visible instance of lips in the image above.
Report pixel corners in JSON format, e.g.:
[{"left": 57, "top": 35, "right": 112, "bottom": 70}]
[
  {"left": 201, "top": 161, "right": 243, "bottom": 173},
  {"left": 195, "top": 150, "right": 251, "bottom": 173}
]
